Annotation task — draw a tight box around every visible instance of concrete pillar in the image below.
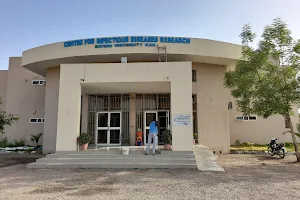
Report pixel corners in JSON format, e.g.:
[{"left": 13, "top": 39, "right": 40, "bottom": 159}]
[
  {"left": 197, "top": 64, "right": 230, "bottom": 153},
  {"left": 43, "top": 67, "right": 60, "bottom": 154},
  {"left": 129, "top": 93, "right": 136, "bottom": 146},
  {"left": 81, "top": 94, "right": 89, "bottom": 134},
  {"left": 171, "top": 69, "right": 193, "bottom": 151},
  {"left": 56, "top": 65, "right": 82, "bottom": 151}
]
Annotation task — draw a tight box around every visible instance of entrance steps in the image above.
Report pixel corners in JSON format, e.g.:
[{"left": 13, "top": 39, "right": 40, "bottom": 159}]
[
  {"left": 194, "top": 145, "right": 225, "bottom": 172},
  {"left": 27, "top": 149, "right": 197, "bottom": 169}
]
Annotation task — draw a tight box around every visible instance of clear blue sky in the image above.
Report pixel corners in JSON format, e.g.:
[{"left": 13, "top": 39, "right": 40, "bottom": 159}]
[{"left": 0, "top": 0, "right": 299, "bottom": 70}]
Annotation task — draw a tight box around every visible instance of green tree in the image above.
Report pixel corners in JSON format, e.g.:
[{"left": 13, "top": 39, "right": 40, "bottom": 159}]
[
  {"left": 224, "top": 18, "right": 300, "bottom": 162},
  {"left": 0, "top": 97, "right": 19, "bottom": 134}
]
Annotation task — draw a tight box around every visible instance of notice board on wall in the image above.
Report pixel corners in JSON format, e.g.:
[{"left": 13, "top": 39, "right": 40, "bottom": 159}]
[{"left": 173, "top": 114, "right": 191, "bottom": 126}]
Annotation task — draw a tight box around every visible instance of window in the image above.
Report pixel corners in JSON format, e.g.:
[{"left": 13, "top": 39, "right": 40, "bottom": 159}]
[
  {"left": 29, "top": 118, "right": 44, "bottom": 123},
  {"left": 32, "top": 80, "right": 46, "bottom": 85},
  {"left": 249, "top": 116, "right": 257, "bottom": 120},
  {"left": 192, "top": 70, "right": 197, "bottom": 82},
  {"left": 32, "top": 80, "right": 39, "bottom": 85},
  {"left": 235, "top": 116, "right": 244, "bottom": 121},
  {"left": 30, "top": 118, "right": 37, "bottom": 123},
  {"left": 235, "top": 116, "right": 257, "bottom": 121}
]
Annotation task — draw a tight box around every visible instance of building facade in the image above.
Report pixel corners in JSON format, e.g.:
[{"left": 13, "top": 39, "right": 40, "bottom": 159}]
[{"left": 0, "top": 36, "right": 298, "bottom": 154}]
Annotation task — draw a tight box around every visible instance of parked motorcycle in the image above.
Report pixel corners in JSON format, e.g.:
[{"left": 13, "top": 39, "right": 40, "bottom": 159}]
[{"left": 268, "top": 138, "right": 286, "bottom": 158}]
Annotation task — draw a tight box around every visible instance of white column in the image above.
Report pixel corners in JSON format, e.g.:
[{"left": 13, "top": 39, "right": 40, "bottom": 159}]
[
  {"left": 56, "top": 65, "right": 83, "bottom": 151},
  {"left": 129, "top": 93, "right": 136, "bottom": 146},
  {"left": 170, "top": 66, "right": 193, "bottom": 151}
]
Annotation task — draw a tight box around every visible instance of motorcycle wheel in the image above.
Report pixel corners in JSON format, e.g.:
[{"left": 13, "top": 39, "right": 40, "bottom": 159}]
[
  {"left": 278, "top": 149, "right": 285, "bottom": 159},
  {"left": 267, "top": 147, "right": 275, "bottom": 156}
]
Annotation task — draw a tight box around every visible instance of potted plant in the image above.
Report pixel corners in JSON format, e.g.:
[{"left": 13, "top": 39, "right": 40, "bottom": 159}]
[
  {"left": 77, "top": 133, "right": 91, "bottom": 151},
  {"left": 193, "top": 133, "right": 198, "bottom": 144},
  {"left": 161, "top": 129, "right": 172, "bottom": 150}
]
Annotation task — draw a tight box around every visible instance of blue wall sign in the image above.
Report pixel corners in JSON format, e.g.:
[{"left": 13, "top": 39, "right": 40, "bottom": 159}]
[{"left": 64, "top": 36, "right": 190, "bottom": 48}]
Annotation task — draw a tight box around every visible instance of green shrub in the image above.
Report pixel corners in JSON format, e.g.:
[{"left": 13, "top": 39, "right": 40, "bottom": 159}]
[
  {"left": 0, "top": 137, "right": 8, "bottom": 148},
  {"left": 26, "top": 149, "right": 33, "bottom": 153},
  {"left": 77, "top": 133, "right": 92, "bottom": 145},
  {"left": 193, "top": 133, "right": 198, "bottom": 143},
  {"left": 193, "top": 133, "right": 198, "bottom": 139},
  {"left": 14, "top": 138, "right": 26, "bottom": 146},
  {"left": 240, "top": 142, "right": 254, "bottom": 147},
  {"left": 0, "top": 137, "right": 14, "bottom": 148},
  {"left": 284, "top": 142, "right": 293, "bottom": 148},
  {"left": 234, "top": 142, "right": 266, "bottom": 147}
]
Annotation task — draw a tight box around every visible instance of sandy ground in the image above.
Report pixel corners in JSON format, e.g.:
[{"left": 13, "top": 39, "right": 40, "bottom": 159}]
[{"left": 0, "top": 153, "right": 299, "bottom": 200}]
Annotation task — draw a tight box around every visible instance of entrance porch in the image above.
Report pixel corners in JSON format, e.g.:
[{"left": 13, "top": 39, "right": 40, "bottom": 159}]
[{"left": 55, "top": 62, "right": 193, "bottom": 152}]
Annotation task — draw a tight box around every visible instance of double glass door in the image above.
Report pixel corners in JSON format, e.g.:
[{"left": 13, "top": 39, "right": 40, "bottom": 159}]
[{"left": 96, "top": 112, "right": 121, "bottom": 145}]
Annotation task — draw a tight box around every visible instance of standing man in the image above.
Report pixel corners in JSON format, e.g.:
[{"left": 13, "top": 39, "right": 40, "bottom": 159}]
[{"left": 145, "top": 120, "right": 158, "bottom": 155}]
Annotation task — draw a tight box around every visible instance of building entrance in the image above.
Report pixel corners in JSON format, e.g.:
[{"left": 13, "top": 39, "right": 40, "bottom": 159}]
[{"left": 143, "top": 110, "right": 170, "bottom": 144}]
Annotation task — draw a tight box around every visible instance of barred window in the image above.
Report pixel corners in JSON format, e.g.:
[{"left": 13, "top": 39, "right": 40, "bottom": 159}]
[
  {"left": 235, "top": 116, "right": 257, "bottom": 121},
  {"left": 29, "top": 118, "right": 44, "bottom": 123},
  {"left": 32, "top": 80, "right": 46, "bottom": 85}
]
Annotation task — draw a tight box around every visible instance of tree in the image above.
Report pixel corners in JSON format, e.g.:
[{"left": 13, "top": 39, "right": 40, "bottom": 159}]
[
  {"left": 224, "top": 18, "right": 300, "bottom": 162},
  {"left": 0, "top": 97, "right": 19, "bottom": 134}
]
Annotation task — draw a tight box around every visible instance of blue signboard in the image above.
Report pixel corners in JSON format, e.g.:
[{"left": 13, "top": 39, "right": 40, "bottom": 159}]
[{"left": 64, "top": 36, "right": 190, "bottom": 48}]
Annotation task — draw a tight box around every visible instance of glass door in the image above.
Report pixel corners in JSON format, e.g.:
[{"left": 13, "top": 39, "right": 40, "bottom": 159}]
[
  {"left": 109, "top": 112, "right": 122, "bottom": 145},
  {"left": 157, "top": 111, "right": 170, "bottom": 144},
  {"left": 96, "top": 112, "right": 109, "bottom": 144},
  {"left": 96, "top": 112, "right": 122, "bottom": 145},
  {"left": 144, "top": 111, "right": 157, "bottom": 144}
]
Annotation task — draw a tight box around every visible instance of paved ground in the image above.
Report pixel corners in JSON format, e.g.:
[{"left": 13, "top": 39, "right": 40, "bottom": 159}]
[
  {"left": 0, "top": 153, "right": 44, "bottom": 168},
  {"left": 0, "top": 153, "right": 300, "bottom": 200},
  {"left": 194, "top": 145, "right": 225, "bottom": 171}
]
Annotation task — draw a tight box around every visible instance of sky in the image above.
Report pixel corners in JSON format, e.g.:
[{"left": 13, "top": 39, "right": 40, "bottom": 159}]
[{"left": 0, "top": 0, "right": 299, "bottom": 70}]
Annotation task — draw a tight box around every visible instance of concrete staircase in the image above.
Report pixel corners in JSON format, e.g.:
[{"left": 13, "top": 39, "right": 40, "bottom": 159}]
[{"left": 27, "top": 149, "right": 197, "bottom": 169}]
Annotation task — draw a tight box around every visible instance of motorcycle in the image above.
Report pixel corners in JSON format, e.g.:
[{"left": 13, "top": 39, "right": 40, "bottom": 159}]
[{"left": 268, "top": 138, "right": 286, "bottom": 158}]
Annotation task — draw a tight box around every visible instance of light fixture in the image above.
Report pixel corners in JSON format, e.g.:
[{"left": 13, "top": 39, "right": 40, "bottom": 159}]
[{"left": 228, "top": 102, "right": 233, "bottom": 110}]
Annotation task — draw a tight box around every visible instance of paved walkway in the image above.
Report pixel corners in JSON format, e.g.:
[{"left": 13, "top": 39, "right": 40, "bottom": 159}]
[{"left": 194, "top": 145, "right": 225, "bottom": 172}]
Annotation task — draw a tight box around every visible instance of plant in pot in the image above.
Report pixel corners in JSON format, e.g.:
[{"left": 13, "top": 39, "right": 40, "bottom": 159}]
[
  {"left": 161, "top": 129, "right": 172, "bottom": 150},
  {"left": 77, "top": 133, "right": 91, "bottom": 151},
  {"left": 193, "top": 133, "right": 198, "bottom": 144}
]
